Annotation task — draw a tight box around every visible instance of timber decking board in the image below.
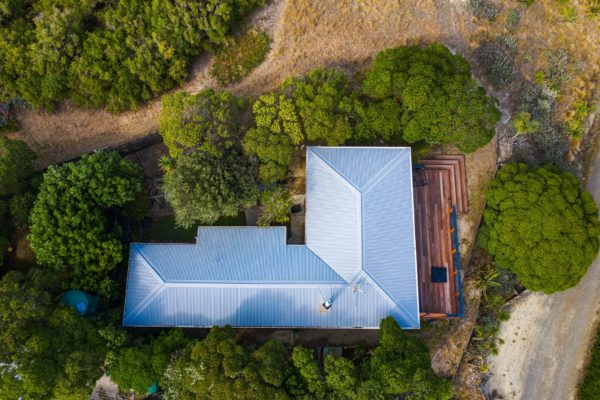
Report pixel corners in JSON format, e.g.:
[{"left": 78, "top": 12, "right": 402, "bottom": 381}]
[
  {"left": 417, "top": 162, "right": 462, "bottom": 213},
  {"left": 431, "top": 154, "right": 468, "bottom": 213},
  {"left": 413, "top": 168, "right": 458, "bottom": 315}
]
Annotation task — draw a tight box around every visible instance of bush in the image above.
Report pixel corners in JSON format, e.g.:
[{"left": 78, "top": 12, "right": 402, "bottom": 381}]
[
  {"left": 473, "top": 41, "right": 520, "bottom": 90},
  {"left": 257, "top": 186, "right": 292, "bottom": 226},
  {"left": 478, "top": 163, "right": 600, "bottom": 293},
  {"left": 211, "top": 29, "right": 271, "bottom": 85},
  {"left": 466, "top": 0, "right": 501, "bottom": 20},
  {"left": 9, "top": 190, "right": 36, "bottom": 228},
  {"left": 361, "top": 44, "right": 500, "bottom": 152},
  {"left": 0, "top": 136, "right": 36, "bottom": 197},
  {"left": 579, "top": 328, "right": 600, "bottom": 399},
  {"left": 0, "top": 200, "right": 8, "bottom": 267},
  {"left": 28, "top": 152, "right": 143, "bottom": 296},
  {"left": 159, "top": 89, "right": 249, "bottom": 158},
  {"left": 163, "top": 151, "right": 259, "bottom": 228}
]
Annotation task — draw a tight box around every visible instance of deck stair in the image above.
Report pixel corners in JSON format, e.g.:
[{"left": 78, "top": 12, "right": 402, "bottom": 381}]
[{"left": 418, "top": 154, "right": 468, "bottom": 214}]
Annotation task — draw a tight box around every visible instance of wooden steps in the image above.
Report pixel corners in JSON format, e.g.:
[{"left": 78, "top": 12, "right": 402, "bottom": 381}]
[{"left": 418, "top": 154, "right": 468, "bottom": 214}]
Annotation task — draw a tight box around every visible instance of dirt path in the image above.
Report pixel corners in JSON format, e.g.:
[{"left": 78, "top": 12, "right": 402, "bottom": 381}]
[{"left": 483, "top": 139, "right": 600, "bottom": 399}]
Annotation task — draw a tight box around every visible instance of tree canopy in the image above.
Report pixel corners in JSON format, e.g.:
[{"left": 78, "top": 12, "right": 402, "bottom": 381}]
[
  {"left": 478, "top": 163, "right": 600, "bottom": 293},
  {"left": 28, "top": 152, "right": 143, "bottom": 297},
  {"left": 0, "top": 268, "right": 107, "bottom": 399},
  {"left": 163, "top": 151, "right": 258, "bottom": 228},
  {"left": 161, "top": 317, "right": 451, "bottom": 400},
  {"left": 0, "top": 137, "right": 36, "bottom": 197},
  {"left": 0, "top": 0, "right": 263, "bottom": 111},
  {"left": 361, "top": 44, "right": 500, "bottom": 152},
  {"left": 159, "top": 89, "right": 249, "bottom": 158},
  {"left": 107, "top": 330, "right": 189, "bottom": 395},
  {"left": 243, "top": 68, "right": 355, "bottom": 183}
]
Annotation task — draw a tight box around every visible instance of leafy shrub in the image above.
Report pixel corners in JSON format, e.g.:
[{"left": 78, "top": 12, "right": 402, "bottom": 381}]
[
  {"left": 466, "top": 0, "right": 501, "bottom": 20},
  {"left": 506, "top": 9, "right": 521, "bottom": 31},
  {"left": 565, "top": 100, "right": 593, "bottom": 137},
  {"left": 478, "top": 163, "right": 600, "bottom": 293},
  {"left": 9, "top": 190, "right": 36, "bottom": 228},
  {"left": 0, "top": 136, "right": 36, "bottom": 197},
  {"left": 512, "top": 111, "right": 540, "bottom": 136},
  {"left": 473, "top": 41, "right": 520, "bottom": 90},
  {"left": 159, "top": 89, "right": 249, "bottom": 158},
  {"left": 28, "top": 152, "right": 143, "bottom": 297},
  {"left": 211, "top": 29, "right": 271, "bottom": 85},
  {"left": 0, "top": 200, "right": 8, "bottom": 267},
  {"left": 361, "top": 44, "right": 500, "bottom": 152},
  {"left": 579, "top": 328, "right": 600, "bottom": 399},
  {"left": 257, "top": 186, "right": 292, "bottom": 226},
  {"left": 163, "top": 151, "right": 259, "bottom": 228}
]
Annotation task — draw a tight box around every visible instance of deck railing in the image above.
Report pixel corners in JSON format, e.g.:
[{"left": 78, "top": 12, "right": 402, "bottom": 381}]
[{"left": 448, "top": 206, "right": 464, "bottom": 317}]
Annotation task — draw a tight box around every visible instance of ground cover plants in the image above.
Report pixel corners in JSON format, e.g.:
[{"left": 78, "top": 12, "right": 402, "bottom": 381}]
[{"left": 579, "top": 326, "right": 600, "bottom": 399}]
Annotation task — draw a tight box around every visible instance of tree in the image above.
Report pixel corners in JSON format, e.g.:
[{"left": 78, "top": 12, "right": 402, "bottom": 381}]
[
  {"left": 243, "top": 68, "right": 355, "bottom": 184},
  {"left": 0, "top": 268, "right": 107, "bottom": 399},
  {"left": 257, "top": 186, "right": 292, "bottom": 226},
  {"left": 28, "top": 152, "right": 143, "bottom": 296},
  {"left": 108, "top": 330, "right": 188, "bottom": 395},
  {"left": 159, "top": 89, "right": 249, "bottom": 158},
  {"left": 324, "top": 355, "right": 357, "bottom": 399},
  {"left": 0, "top": 200, "right": 8, "bottom": 267},
  {"left": 361, "top": 44, "right": 500, "bottom": 152},
  {"left": 0, "top": 137, "right": 35, "bottom": 197},
  {"left": 162, "top": 326, "right": 289, "bottom": 400},
  {"left": 163, "top": 151, "right": 258, "bottom": 228},
  {"left": 285, "top": 68, "right": 355, "bottom": 145},
  {"left": 478, "top": 163, "right": 600, "bottom": 293},
  {"left": 243, "top": 93, "right": 299, "bottom": 183},
  {"left": 291, "top": 347, "right": 326, "bottom": 399},
  {"left": 358, "top": 317, "right": 452, "bottom": 399}
]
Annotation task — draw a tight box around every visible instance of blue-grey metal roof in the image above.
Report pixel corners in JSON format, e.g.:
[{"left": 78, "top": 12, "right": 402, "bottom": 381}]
[{"left": 123, "top": 147, "right": 419, "bottom": 329}]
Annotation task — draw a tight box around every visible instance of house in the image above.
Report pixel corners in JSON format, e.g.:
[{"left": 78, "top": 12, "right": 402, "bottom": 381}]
[{"left": 123, "top": 147, "right": 463, "bottom": 330}]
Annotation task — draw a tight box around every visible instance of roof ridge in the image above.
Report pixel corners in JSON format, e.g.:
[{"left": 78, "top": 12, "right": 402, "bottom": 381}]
[
  {"left": 361, "top": 271, "right": 420, "bottom": 328},
  {"left": 307, "top": 147, "right": 361, "bottom": 193},
  {"left": 361, "top": 151, "right": 408, "bottom": 195}
]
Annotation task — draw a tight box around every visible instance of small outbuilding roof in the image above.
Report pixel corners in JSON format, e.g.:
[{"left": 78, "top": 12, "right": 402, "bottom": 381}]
[{"left": 123, "top": 147, "right": 419, "bottom": 329}]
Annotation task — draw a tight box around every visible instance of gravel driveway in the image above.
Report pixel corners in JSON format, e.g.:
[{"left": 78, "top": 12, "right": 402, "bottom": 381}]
[{"left": 483, "top": 142, "right": 600, "bottom": 400}]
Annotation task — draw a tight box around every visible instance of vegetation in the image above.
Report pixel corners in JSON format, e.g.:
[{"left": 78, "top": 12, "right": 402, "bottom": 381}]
[
  {"left": 0, "top": 0, "right": 264, "bottom": 111},
  {"left": 512, "top": 111, "right": 540, "bottom": 136},
  {"left": 162, "top": 317, "right": 452, "bottom": 400},
  {"left": 0, "top": 200, "right": 8, "bottom": 266},
  {"left": 28, "top": 152, "right": 143, "bottom": 297},
  {"left": 211, "top": 29, "right": 271, "bottom": 85},
  {"left": 361, "top": 44, "right": 500, "bottom": 152},
  {"left": 0, "top": 137, "right": 36, "bottom": 197},
  {"left": 478, "top": 163, "right": 600, "bottom": 293},
  {"left": 579, "top": 327, "right": 600, "bottom": 399},
  {"left": 0, "top": 268, "right": 108, "bottom": 399},
  {"left": 107, "top": 330, "right": 189, "bottom": 396},
  {"left": 163, "top": 151, "right": 259, "bottom": 228},
  {"left": 258, "top": 186, "right": 292, "bottom": 226},
  {"left": 159, "top": 89, "right": 249, "bottom": 158},
  {"left": 243, "top": 68, "right": 355, "bottom": 183}
]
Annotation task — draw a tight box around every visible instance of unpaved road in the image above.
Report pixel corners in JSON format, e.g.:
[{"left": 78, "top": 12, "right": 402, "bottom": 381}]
[{"left": 484, "top": 141, "right": 600, "bottom": 400}]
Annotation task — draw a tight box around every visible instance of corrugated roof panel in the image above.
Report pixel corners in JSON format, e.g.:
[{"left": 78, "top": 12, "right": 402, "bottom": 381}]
[
  {"left": 362, "top": 151, "right": 419, "bottom": 324},
  {"left": 139, "top": 227, "right": 344, "bottom": 283},
  {"left": 305, "top": 149, "right": 361, "bottom": 281},
  {"left": 123, "top": 245, "right": 164, "bottom": 325},
  {"left": 126, "top": 275, "right": 417, "bottom": 329},
  {"left": 309, "top": 147, "right": 405, "bottom": 190}
]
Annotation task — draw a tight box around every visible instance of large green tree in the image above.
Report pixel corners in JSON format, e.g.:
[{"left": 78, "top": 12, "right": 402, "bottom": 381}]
[
  {"left": 159, "top": 89, "right": 249, "bottom": 158},
  {"left": 163, "top": 151, "right": 258, "bottom": 227},
  {"left": 242, "top": 68, "right": 355, "bottom": 183},
  {"left": 0, "top": 268, "right": 107, "bottom": 399},
  {"left": 28, "top": 151, "right": 143, "bottom": 296},
  {"left": 108, "top": 330, "right": 189, "bottom": 395},
  {"left": 360, "top": 44, "right": 500, "bottom": 152},
  {"left": 162, "top": 326, "right": 290, "bottom": 400},
  {"left": 0, "top": 136, "right": 36, "bottom": 197},
  {"left": 478, "top": 163, "right": 600, "bottom": 293}
]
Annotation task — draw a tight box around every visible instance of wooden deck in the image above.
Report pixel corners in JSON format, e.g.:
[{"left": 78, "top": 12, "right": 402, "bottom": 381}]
[{"left": 413, "top": 155, "right": 467, "bottom": 317}]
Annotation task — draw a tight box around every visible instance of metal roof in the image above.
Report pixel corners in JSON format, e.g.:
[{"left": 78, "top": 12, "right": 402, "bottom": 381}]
[{"left": 123, "top": 147, "right": 419, "bottom": 329}]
